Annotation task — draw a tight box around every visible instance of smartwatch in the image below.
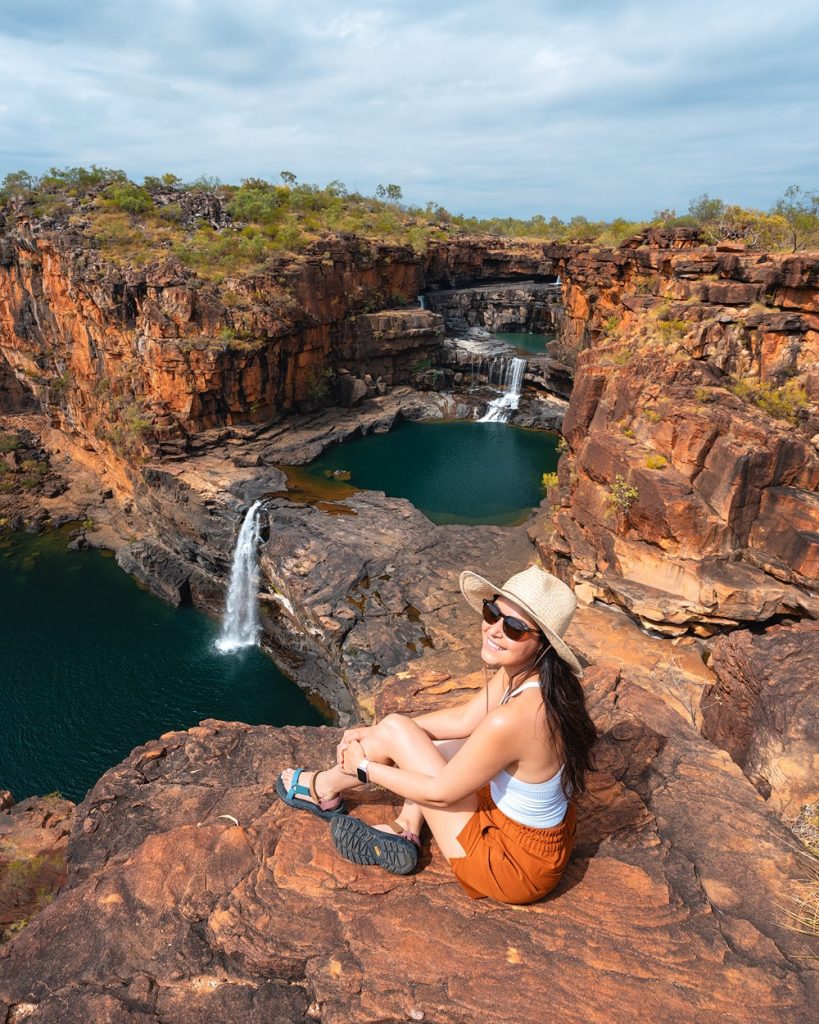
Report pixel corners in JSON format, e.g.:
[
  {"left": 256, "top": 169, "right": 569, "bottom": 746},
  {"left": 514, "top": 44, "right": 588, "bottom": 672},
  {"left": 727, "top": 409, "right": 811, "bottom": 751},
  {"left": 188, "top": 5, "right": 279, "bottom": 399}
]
[{"left": 356, "top": 758, "right": 371, "bottom": 784}]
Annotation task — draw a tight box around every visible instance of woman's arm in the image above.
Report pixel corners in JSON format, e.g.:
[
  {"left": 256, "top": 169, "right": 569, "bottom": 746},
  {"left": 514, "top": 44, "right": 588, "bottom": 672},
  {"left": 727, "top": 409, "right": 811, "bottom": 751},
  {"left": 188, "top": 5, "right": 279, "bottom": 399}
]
[
  {"left": 408, "top": 670, "right": 509, "bottom": 740},
  {"left": 335, "top": 671, "right": 508, "bottom": 767},
  {"left": 342, "top": 707, "right": 520, "bottom": 807}
]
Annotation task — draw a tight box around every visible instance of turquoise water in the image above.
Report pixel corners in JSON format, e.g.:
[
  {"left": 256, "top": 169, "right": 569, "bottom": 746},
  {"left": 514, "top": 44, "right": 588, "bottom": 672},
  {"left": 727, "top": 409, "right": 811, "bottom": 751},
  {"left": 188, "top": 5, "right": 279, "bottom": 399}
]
[
  {"left": 492, "top": 331, "right": 554, "bottom": 355},
  {"left": 299, "top": 420, "right": 558, "bottom": 525},
  {"left": 0, "top": 528, "right": 323, "bottom": 802}
]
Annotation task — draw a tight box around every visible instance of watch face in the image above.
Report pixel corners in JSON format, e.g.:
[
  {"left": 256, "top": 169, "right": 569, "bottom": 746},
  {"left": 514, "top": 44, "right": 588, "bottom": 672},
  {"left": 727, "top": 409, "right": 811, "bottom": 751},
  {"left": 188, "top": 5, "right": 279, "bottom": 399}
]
[{"left": 357, "top": 765, "right": 368, "bottom": 784}]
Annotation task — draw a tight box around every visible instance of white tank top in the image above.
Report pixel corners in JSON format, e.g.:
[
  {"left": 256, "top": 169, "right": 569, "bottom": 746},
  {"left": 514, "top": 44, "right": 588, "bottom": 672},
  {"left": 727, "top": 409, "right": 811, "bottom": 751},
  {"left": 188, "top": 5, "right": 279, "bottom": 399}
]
[{"left": 489, "top": 680, "right": 570, "bottom": 828}]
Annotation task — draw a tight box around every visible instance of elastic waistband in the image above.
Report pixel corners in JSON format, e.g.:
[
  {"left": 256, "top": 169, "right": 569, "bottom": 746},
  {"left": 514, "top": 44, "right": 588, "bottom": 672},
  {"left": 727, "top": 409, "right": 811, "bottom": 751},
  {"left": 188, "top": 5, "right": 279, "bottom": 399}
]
[{"left": 478, "top": 785, "right": 576, "bottom": 853}]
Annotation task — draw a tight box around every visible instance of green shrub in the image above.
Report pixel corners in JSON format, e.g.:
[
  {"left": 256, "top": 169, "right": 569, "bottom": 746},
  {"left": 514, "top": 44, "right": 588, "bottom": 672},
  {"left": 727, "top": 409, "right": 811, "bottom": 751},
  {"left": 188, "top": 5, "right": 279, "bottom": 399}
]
[
  {"left": 0, "top": 433, "right": 19, "bottom": 453},
  {"left": 0, "top": 855, "right": 45, "bottom": 907},
  {"left": 657, "top": 318, "right": 689, "bottom": 343},
  {"left": 104, "top": 183, "right": 153, "bottom": 214},
  {"left": 645, "top": 454, "right": 668, "bottom": 470},
  {"left": 605, "top": 474, "right": 640, "bottom": 517},
  {"left": 655, "top": 315, "right": 687, "bottom": 344},
  {"left": 305, "top": 368, "right": 333, "bottom": 401},
  {"left": 556, "top": 435, "right": 570, "bottom": 455},
  {"left": 643, "top": 407, "right": 661, "bottom": 423},
  {"left": 694, "top": 386, "right": 713, "bottom": 403},
  {"left": 729, "top": 377, "right": 810, "bottom": 424},
  {"left": 541, "top": 472, "right": 559, "bottom": 488},
  {"left": 38, "top": 165, "right": 126, "bottom": 195},
  {"left": 632, "top": 275, "right": 654, "bottom": 295},
  {"left": 602, "top": 315, "right": 619, "bottom": 336}
]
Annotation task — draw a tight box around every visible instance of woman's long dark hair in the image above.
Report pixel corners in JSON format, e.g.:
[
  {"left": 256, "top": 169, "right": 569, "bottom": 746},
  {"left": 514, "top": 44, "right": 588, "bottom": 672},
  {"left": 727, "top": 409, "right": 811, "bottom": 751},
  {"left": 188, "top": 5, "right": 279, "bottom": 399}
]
[{"left": 513, "top": 642, "right": 597, "bottom": 800}]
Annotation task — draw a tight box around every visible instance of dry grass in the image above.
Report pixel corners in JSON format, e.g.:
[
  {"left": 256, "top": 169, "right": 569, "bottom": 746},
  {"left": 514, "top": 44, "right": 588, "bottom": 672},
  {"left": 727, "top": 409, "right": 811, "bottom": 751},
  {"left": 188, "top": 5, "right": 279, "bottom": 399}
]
[{"left": 781, "top": 804, "right": 819, "bottom": 949}]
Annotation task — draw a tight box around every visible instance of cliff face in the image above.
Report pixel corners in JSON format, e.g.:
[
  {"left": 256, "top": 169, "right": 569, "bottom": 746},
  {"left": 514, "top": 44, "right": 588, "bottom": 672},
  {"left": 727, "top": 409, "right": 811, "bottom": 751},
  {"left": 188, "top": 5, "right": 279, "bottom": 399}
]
[
  {"left": 424, "top": 280, "right": 561, "bottom": 334},
  {"left": 0, "top": 227, "right": 435, "bottom": 470},
  {"left": 420, "top": 235, "right": 819, "bottom": 633},
  {"left": 1, "top": 222, "right": 817, "bottom": 642},
  {"left": 548, "top": 246, "right": 818, "bottom": 633},
  {"left": 700, "top": 619, "right": 819, "bottom": 814}
]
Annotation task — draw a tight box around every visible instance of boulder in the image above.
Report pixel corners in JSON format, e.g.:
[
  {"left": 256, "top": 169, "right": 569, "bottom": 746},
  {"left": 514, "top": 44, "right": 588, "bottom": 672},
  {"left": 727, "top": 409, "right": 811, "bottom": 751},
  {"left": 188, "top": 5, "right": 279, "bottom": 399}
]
[{"left": 700, "top": 620, "right": 819, "bottom": 815}]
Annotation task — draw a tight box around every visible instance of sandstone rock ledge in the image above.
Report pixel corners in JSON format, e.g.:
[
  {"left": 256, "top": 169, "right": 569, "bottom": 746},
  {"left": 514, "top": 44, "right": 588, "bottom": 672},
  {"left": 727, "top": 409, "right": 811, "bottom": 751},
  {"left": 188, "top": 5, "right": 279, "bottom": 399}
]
[{"left": 0, "top": 669, "right": 816, "bottom": 1023}]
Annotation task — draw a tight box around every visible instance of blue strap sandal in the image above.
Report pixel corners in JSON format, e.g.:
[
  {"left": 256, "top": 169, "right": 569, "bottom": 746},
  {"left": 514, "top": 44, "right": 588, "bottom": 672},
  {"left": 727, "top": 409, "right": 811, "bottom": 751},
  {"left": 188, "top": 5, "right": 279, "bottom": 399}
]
[{"left": 275, "top": 768, "right": 347, "bottom": 821}]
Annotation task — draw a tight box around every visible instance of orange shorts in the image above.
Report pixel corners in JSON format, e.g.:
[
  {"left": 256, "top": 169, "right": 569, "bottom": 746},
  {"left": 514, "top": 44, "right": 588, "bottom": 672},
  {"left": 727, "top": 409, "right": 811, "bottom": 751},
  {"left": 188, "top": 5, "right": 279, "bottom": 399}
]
[{"left": 449, "top": 784, "right": 576, "bottom": 905}]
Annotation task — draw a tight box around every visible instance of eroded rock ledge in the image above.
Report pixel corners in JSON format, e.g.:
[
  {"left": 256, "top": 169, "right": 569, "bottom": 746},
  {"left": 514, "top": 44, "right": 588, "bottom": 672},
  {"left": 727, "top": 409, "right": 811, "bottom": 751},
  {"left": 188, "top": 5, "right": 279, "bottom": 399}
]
[{"left": 0, "top": 662, "right": 816, "bottom": 1023}]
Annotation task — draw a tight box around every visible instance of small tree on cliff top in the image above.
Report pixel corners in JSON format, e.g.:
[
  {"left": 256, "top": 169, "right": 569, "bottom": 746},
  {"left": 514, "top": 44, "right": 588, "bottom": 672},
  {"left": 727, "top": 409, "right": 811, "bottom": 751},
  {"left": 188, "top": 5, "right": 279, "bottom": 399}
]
[
  {"left": 688, "top": 193, "right": 726, "bottom": 224},
  {"left": 376, "top": 183, "right": 403, "bottom": 202},
  {"left": 773, "top": 185, "right": 819, "bottom": 252}
]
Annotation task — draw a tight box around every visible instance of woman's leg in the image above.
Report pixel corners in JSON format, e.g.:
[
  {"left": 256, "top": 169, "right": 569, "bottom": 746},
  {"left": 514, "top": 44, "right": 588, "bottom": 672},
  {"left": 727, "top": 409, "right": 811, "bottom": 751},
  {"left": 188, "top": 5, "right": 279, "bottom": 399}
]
[
  {"left": 281, "top": 717, "right": 475, "bottom": 859},
  {"left": 359, "top": 715, "right": 476, "bottom": 860}
]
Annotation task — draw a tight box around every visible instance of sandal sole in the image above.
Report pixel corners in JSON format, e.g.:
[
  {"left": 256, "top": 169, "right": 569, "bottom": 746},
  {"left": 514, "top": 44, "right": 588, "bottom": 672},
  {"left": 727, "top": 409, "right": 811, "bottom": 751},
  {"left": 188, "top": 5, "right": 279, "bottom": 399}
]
[{"left": 331, "top": 816, "right": 418, "bottom": 875}]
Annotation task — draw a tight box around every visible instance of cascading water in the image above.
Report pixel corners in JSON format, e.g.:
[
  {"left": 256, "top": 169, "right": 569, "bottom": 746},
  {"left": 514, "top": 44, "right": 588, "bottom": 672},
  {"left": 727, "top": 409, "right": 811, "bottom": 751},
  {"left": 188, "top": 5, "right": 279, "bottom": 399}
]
[
  {"left": 215, "top": 500, "right": 264, "bottom": 653},
  {"left": 479, "top": 357, "right": 527, "bottom": 423},
  {"left": 417, "top": 294, "right": 427, "bottom": 309}
]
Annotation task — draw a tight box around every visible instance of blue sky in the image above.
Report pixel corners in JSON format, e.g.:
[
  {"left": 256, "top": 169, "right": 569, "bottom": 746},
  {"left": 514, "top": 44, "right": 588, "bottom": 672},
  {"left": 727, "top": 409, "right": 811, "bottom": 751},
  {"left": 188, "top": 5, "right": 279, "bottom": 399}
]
[{"left": 1, "top": 0, "right": 817, "bottom": 219}]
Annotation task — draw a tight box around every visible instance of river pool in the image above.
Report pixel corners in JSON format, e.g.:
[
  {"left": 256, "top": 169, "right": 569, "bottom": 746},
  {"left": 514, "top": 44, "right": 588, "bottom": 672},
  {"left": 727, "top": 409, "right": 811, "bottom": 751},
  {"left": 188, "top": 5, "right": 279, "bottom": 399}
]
[{"left": 0, "top": 527, "right": 323, "bottom": 802}]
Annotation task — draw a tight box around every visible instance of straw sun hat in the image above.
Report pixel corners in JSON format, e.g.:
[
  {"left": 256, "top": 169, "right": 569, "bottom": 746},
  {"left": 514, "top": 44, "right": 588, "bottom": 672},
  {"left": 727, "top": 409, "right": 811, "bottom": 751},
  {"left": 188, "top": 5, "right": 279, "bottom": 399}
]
[{"left": 459, "top": 564, "right": 583, "bottom": 678}]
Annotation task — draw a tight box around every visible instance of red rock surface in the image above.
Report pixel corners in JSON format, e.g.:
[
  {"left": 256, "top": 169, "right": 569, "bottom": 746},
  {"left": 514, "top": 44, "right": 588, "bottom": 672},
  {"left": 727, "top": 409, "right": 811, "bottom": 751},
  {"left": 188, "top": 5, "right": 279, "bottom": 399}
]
[
  {"left": 0, "top": 794, "right": 73, "bottom": 941},
  {"left": 701, "top": 620, "right": 819, "bottom": 816},
  {"left": 0, "top": 668, "right": 816, "bottom": 1023}
]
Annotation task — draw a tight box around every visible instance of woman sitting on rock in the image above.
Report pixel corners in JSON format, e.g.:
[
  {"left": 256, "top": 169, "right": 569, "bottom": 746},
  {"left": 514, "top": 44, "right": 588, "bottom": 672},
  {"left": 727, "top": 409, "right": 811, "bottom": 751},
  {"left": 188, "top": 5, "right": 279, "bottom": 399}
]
[{"left": 277, "top": 565, "right": 597, "bottom": 905}]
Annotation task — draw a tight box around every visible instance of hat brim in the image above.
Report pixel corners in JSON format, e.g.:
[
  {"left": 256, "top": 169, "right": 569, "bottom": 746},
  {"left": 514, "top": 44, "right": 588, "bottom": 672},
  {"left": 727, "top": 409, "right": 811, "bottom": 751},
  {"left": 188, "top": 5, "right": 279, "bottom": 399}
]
[{"left": 459, "top": 571, "right": 584, "bottom": 678}]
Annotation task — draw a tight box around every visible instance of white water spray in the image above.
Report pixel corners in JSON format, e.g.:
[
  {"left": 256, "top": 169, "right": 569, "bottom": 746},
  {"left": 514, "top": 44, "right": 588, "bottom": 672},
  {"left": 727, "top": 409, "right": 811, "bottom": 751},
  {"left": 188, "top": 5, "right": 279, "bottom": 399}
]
[
  {"left": 479, "top": 357, "right": 527, "bottom": 423},
  {"left": 215, "top": 500, "right": 264, "bottom": 653}
]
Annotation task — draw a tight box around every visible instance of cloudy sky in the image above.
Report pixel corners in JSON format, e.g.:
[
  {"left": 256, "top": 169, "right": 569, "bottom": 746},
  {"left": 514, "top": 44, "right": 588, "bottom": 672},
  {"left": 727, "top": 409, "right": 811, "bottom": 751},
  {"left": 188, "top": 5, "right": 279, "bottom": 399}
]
[{"left": 1, "top": 0, "right": 817, "bottom": 219}]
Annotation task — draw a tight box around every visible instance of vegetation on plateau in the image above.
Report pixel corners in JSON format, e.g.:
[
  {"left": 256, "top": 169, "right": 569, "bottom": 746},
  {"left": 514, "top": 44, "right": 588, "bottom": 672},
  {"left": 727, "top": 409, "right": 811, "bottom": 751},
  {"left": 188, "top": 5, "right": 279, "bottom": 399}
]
[{"left": 0, "top": 168, "right": 817, "bottom": 286}]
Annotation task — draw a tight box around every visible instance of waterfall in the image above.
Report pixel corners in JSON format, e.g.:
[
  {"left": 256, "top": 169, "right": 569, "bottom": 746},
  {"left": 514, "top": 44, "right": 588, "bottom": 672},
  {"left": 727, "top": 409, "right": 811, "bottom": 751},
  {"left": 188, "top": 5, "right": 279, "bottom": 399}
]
[
  {"left": 479, "top": 357, "right": 527, "bottom": 423},
  {"left": 417, "top": 294, "right": 427, "bottom": 310},
  {"left": 215, "top": 500, "right": 264, "bottom": 653}
]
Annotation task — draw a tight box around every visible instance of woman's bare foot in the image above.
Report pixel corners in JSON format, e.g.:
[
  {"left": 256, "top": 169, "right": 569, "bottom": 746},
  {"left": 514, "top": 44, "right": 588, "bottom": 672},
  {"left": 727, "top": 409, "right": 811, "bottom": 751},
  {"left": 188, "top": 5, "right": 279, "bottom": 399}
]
[{"left": 279, "top": 767, "right": 338, "bottom": 805}]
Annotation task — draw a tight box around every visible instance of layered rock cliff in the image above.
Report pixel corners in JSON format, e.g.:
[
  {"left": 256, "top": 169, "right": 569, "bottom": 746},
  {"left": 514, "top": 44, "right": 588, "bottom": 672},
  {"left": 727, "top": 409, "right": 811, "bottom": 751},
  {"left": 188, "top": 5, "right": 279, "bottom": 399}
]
[{"left": 1, "top": 213, "right": 817, "bottom": 645}]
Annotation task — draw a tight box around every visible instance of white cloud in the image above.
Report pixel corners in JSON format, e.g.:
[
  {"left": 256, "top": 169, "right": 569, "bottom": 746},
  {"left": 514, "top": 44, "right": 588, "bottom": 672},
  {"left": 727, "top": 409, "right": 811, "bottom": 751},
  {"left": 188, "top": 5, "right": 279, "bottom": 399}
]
[{"left": 0, "top": 0, "right": 817, "bottom": 217}]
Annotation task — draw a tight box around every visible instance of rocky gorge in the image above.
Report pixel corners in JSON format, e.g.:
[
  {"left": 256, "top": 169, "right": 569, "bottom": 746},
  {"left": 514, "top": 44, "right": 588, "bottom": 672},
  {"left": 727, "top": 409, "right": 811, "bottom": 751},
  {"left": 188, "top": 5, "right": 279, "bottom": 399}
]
[{"left": 0, "top": 197, "right": 817, "bottom": 1022}]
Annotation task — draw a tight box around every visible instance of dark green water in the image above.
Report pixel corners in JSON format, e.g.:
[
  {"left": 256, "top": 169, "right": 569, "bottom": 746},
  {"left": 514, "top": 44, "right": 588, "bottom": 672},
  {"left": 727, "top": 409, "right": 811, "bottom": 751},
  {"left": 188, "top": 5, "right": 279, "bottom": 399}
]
[
  {"left": 492, "top": 331, "right": 554, "bottom": 355},
  {"left": 0, "top": 528, "right": 323, "bottom": 802},
  {"left": 300, "top": 420, "right": 558, "bottom": 525}
]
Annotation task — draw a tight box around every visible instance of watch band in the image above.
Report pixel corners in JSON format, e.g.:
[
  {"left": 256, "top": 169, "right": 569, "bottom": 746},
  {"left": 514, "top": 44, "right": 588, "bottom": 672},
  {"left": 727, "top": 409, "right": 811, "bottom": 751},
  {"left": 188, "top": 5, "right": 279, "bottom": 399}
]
[{"left": 356, "top": 758, "right": 371, "bottom": 784}]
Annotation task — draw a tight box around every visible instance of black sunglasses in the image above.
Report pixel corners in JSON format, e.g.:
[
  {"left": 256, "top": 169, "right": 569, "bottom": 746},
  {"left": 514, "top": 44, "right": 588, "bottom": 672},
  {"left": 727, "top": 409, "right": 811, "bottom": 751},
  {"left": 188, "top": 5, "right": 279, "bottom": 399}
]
[{"left": 482, "top": 599, "right": 542, "bottom": 642}]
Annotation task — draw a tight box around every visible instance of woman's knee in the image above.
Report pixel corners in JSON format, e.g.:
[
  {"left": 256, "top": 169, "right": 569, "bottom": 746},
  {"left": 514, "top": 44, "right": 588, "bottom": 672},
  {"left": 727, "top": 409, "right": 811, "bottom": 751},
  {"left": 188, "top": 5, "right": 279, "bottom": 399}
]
[
  {"left": 363, "top": 713, "right": 417, "bottom": 760},
  {"left": 378, "top": 713, "right": 413, "bottom": 735}
]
